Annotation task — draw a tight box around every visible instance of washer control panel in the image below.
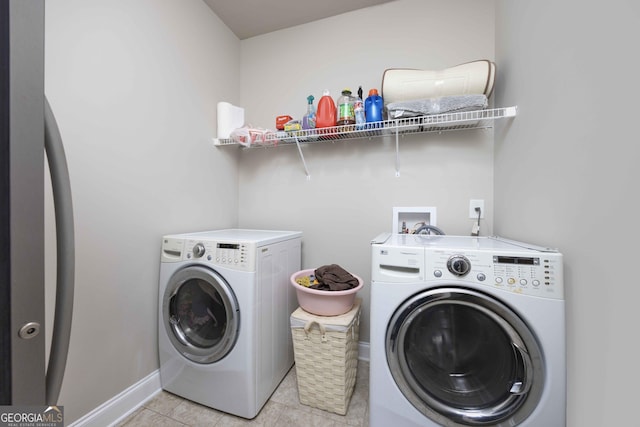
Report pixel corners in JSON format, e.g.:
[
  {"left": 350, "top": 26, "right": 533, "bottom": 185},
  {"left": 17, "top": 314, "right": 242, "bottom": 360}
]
[
  {"left": 161, "top": 237, "right": 257, "bottom": 271},
  {"left": 427, "top": 249, "right": 563, "bottom": 299}
]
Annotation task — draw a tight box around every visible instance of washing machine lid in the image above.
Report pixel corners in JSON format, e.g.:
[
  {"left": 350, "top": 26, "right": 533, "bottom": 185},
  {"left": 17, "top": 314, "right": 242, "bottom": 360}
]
[
  {"left": 386, "top": 287, "right": 545, "bottom": 426},
  {"left": 372, "top": 233, "right": 558, "bottom": 253},
  {"left": 162, "top": 265, "right": 240, "bottom": 364},
  {"left": 164, "top": 229, "right": 302, "bottom": 247}
]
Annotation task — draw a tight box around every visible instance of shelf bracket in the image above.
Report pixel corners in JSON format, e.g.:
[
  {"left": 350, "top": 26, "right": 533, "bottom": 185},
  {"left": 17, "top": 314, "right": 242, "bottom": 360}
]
[
  {"left": 395, "top": 122, "right": 400, "bottom": 177},
  {"left": 294, "top": 136, "right": 311, "bottom": 180}
]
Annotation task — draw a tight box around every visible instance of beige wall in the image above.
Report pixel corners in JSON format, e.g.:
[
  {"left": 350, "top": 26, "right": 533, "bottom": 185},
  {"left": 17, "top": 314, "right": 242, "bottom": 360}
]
[
  {"left": 237, "top": 0, "right": 497, "bottom": 343},
  {"left": 44, "top": 0, "right": 240, "bottom": 422},
  {"left": 495, "top": 0, "right": 640, "bottom": 425}
]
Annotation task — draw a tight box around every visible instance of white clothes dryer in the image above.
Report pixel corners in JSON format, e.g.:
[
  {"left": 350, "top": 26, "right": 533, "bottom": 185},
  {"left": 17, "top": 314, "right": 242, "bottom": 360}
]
[
  {"left": 158, "top": 229, "right": 301, "bottom": 419},
  {"left": 370, "top": 234, "right": 565, "bottom": 427}
]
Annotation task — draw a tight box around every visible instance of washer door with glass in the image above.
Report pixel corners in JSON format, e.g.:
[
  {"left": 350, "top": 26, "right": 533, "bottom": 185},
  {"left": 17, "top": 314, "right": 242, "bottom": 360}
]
[
  {"left": 386, "top": 287, "right": 544, "bottom": 427},
  {"left": 163, "top": 265, "right": 240, "bottom": 364}
]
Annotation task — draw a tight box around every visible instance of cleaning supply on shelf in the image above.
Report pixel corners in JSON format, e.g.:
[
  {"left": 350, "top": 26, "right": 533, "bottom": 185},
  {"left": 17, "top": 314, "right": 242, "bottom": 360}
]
[
  {"left": 276, "top": 115, "right": 293, "bottom": 130},
  {"left": 302, "top": 95, "right": 316, "bottom": 130},
  {"left": 284, "top": 120, "right": 302, "bottom": 132},
  {"left": 355, "top": 86, "right": 365, "bottom": 130},
  {"left": 365, "top": 88, "right": 384, "bottom": 125},
  {"left": 316, "top": 90, "right": 336, "bottom": 128},
  {"left": 337, "top": 89, "right": 356, "bottom": 126}
]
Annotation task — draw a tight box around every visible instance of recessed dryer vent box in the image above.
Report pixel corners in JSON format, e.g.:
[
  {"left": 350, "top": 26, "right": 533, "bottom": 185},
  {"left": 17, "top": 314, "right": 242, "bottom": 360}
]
[{"left": 393, "top": 207, "right": 437, "bottom": 234}]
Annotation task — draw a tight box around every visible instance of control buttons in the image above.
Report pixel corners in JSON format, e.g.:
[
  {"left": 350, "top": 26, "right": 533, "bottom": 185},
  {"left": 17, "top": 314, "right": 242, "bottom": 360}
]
[
  {"left": 214, "top": 251, "right": 246, "bottom": 266},
  {"left": 447, "top": 255, "right": 471, "bottom": 277},
  {"left": 495, "top": 276, "right": 543, "bottom": 287},
  {"left": 434, "top": 270, "right": 442, "bottom": 278},
  {"left": 477, "top": 273, "right": 486, "bottom": 281}
]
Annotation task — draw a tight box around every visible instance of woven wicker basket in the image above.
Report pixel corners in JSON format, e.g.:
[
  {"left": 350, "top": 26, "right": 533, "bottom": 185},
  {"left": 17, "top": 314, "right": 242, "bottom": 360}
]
[{"left": 290, "top": 299, "right": 361, "bottom": 415}]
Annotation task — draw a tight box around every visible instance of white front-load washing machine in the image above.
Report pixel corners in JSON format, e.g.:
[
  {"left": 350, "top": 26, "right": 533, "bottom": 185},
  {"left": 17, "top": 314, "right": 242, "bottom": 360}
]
[
  {"left": 370, "top": 234, "right": 565, "bottom": 427},
  {"left": 158, "top": 229, "right": 301, "bottom": 419}
]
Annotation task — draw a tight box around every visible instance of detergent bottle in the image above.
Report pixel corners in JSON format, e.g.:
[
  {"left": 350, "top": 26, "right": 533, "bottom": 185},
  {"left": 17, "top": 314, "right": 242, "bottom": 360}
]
[
  {"left": 302, "top": 95, "right": 316, "bottom": 130},
  {"left": 315, "top": 90, "right": 336, "bottom": 128},
  {"left": 365, "top": 88, "right": 384, "bottom": 125},
  {"left": 336, "top": 89, "right": 356, "bottom": 126}
]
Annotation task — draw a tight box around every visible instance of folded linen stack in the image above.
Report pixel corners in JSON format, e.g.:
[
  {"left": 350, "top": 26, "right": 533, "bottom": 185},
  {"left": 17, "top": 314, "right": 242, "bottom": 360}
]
[{"left": 387, "top": 94, "right": 488, "bottom": 119}]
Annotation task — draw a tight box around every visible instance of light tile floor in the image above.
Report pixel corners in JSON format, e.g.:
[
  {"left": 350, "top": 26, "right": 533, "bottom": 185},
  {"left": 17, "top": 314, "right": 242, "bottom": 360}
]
[{"left": 116, "top": 361, "right": 369, "bottom": 427}]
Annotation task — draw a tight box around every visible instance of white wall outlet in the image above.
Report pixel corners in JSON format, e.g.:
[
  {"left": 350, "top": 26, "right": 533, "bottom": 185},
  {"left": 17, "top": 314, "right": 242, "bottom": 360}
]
[{"left": 469, "top": 199, "right": 485, "bottom": 219}]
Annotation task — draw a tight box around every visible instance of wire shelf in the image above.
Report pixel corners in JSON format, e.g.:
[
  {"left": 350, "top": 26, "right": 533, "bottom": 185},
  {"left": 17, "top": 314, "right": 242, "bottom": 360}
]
[{"left": 213, "top": 106, "right": 517, "bottom": 147}]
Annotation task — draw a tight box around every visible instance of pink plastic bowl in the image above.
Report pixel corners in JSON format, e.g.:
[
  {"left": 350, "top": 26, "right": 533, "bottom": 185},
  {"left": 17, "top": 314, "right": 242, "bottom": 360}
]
[{"left": 290, "top": 268, "right": 363, "bottom": 316}]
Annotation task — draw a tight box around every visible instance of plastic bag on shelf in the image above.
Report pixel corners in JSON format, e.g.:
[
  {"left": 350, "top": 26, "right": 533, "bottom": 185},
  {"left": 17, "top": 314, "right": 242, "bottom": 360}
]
[{"left": 230, "top": 126, "right": 278, "bottom": 147}]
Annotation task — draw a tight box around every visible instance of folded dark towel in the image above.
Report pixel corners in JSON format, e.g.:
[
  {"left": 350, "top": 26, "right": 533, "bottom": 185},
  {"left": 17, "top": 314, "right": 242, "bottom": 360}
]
[{"left": 312, "top": 264, "right": 359, "bottom": 291}]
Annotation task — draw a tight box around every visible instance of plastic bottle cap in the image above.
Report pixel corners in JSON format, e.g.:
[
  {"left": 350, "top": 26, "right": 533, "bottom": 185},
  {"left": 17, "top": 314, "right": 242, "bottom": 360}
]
[
  {"left": 342, "top": 89, "right": 352, "bottom": 95},
  {"left": 323, "top": 89, "right": 330, "bottom": 96},
  {"left": 368, "top": 88, "right": 379, "bottom": 96},
  {"left": 307, "top": 95, "right": 314, "bottom": 104}
]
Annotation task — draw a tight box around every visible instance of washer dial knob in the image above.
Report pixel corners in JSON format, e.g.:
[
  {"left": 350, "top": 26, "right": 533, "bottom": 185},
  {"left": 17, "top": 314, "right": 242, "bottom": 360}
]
[
  {"left": 193, "top": 243, "right": 206, "bottom": 258},
  {"left": 447, "top": 255, "right": 471, "bottom": 276}
]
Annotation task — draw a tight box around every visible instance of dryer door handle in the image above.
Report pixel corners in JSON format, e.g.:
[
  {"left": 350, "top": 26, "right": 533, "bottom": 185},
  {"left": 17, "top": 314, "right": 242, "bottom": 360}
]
[{"left": 510, "top": 342, "right": 533, "bottom": 395}]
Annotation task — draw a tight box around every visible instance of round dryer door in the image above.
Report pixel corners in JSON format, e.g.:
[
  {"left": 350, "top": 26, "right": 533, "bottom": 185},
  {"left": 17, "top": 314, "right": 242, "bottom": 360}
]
[
  {"left": 386, "top": 287, "right": 544, "bottom": 426},
  {"left": 163, "top": 265, "right": 239, "bottom": 364}
]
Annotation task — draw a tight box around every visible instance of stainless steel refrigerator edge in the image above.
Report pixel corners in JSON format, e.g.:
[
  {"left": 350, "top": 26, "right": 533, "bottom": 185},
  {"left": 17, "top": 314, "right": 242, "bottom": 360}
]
[
  {"left": 2, "top": 0, "right": 74, "bottom": 406},
  {"left": 1, "top": 0, "right": 46, "bottom": 404}
]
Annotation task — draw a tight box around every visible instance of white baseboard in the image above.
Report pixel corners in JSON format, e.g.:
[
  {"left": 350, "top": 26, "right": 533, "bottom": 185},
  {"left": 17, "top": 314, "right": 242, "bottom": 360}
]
[
  {"left": 68, "top": 370, "right": 161, "bottom": 427},
  {"left": 69, "top": 340, "right": 370, "bottom": 426}
]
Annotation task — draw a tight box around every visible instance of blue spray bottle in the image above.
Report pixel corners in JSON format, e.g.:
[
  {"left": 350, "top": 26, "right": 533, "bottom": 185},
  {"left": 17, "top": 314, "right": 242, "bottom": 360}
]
[{"left": 302, "top": 95, "right": 316, "bottom": 130}]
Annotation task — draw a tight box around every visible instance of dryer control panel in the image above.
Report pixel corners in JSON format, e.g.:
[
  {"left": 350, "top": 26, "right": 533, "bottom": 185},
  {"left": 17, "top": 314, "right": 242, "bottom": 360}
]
[{"left": 161, "top": 237, "right": 257, "bottom": 271}]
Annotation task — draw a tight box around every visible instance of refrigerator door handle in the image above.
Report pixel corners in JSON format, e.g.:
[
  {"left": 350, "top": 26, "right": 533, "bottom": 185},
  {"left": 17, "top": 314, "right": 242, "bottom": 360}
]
[{"left": 43, "top": 96, "right": 75, "bottom": 405}]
